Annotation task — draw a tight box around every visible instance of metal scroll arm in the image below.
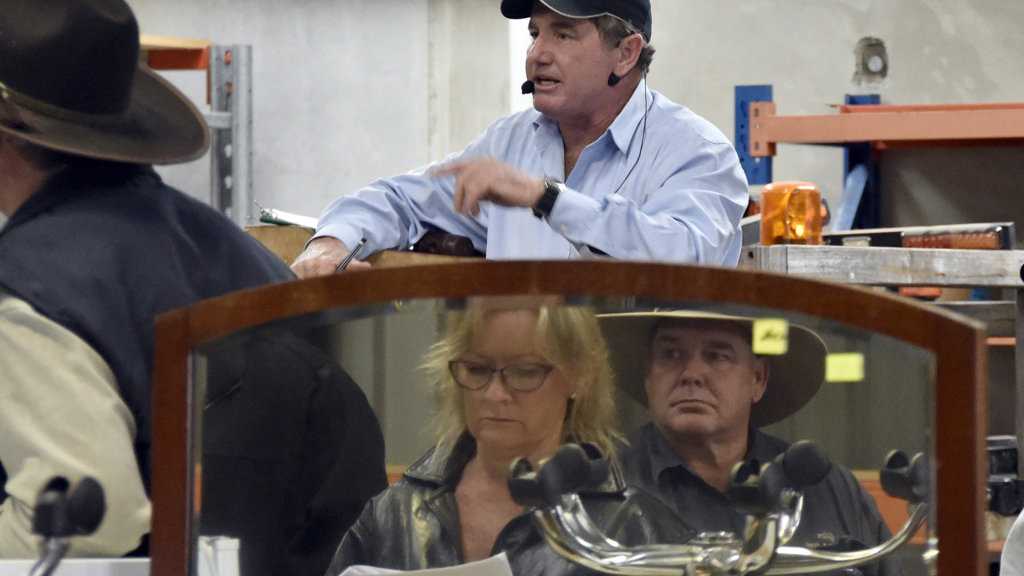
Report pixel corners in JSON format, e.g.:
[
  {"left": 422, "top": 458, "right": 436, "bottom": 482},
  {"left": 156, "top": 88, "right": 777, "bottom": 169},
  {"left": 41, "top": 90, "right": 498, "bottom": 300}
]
[{"left": 509, "top": 443, "right": 929, "bottom": 576}]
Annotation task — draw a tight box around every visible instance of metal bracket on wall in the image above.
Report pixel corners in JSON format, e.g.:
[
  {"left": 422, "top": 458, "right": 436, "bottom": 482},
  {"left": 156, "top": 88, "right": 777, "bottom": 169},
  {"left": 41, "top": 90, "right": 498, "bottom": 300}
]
[
  {"left": 208, "top": 45, "right": 253, "bottom": 228},
  {"left": 734, "top": 85, "right": 773, "bottom": 186}
]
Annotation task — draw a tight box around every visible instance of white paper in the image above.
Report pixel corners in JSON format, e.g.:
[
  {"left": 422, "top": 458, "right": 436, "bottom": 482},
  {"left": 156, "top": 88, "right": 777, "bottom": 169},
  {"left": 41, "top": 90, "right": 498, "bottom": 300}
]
[
  {"left": 0, "top": 558, "right": 148, "bottom": 576},
  {"left": 340, "top": 552, "right": 514, "bottom": 576}
]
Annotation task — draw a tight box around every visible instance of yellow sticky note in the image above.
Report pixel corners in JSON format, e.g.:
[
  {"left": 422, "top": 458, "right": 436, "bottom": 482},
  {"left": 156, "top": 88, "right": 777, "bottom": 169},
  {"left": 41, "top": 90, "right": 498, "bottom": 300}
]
[
  {"left": 826, "top": 353, "right": 865, "bottom": 383},
  {"left": 752, "top": 318, "right": 788, "bottom": 356}
]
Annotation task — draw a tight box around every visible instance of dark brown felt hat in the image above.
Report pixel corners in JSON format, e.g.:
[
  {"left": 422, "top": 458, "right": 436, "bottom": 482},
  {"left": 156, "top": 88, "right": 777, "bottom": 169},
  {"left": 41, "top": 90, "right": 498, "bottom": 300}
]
[{"left": 0, "top": 0, "right": 209, "bottom": 164}]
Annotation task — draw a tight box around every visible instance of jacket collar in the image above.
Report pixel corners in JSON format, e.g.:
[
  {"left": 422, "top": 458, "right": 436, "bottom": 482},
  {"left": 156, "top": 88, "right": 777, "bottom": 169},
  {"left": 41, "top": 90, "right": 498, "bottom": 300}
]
[
  {"left": 405, "top": 432, "right": 628, "bottom": 496},
  {"left": 1, "top": 161, "right": 153, "bottom": 238}
]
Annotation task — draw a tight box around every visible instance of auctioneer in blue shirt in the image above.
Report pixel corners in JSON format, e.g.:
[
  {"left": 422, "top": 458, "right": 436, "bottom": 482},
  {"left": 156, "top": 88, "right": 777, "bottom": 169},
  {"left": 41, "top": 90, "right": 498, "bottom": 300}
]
[{"left": 314, "top": 83, "right": 749, "bottom": 266}]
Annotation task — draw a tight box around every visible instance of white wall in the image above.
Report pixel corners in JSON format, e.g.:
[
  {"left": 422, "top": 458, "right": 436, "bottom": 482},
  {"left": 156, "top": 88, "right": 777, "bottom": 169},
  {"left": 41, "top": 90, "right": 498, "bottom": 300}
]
[
  {"left": 646, "top": 0, "right": 1024, "bottom": 217},
  {"left": 128, "top": 0, "right": 508, "bottom": 222},
  {"left": 4, "top": 1, "right": 1021, "bottom": 233}
]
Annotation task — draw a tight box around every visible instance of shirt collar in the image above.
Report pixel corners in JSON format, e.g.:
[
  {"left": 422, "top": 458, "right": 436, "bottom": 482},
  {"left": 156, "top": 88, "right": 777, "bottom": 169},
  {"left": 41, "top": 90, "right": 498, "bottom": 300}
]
[
  {"left": 606, "top": 81, "right": 651, "bottom": 154},
  {"left": 531, "top": 81, "right": 652, "bottom": 155},
  {"left": 646, "top": 423, "right": 772, "bottom": 481}
]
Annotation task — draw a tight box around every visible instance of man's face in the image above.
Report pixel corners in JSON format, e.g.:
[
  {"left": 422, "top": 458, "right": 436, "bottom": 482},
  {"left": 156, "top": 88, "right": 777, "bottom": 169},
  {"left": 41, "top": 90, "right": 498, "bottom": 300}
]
[
  {"left": 526, "top": 10, "right": 620, "bottom": 122},
  {"left": 645, "top": 321, "right": 768, "bottom": 442}
]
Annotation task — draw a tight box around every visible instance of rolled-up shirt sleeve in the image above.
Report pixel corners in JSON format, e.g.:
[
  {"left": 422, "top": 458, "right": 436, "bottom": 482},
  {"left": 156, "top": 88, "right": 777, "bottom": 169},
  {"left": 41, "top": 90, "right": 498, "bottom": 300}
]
[
  {"left": 545, "top": 139, "right": 748, "bottom": 265},
  {"left": 313, "top": 127, "right": 500, "bottom": 257},
  {"left": 0, "top": 294, "right": 150, "bottom": 557}
]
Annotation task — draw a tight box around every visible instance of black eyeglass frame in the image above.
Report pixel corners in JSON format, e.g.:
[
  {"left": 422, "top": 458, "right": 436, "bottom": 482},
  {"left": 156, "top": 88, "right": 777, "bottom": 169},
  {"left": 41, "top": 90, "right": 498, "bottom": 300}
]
[{"left": 447, "top": 360, "right": 555, "bottom": 392}]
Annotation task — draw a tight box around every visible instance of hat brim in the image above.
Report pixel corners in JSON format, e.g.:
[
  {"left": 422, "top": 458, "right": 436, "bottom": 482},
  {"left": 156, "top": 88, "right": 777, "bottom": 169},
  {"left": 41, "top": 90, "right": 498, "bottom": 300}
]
[
  {"left": 0, "top": 65, "right": 209, "bottom": 165},
  {"left": 599, "top": 311, "right": 827, "bottom": 427}
]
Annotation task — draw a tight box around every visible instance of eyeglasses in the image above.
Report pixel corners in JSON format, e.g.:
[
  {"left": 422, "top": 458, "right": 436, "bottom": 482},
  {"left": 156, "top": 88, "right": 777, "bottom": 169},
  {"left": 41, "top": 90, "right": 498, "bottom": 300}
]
[{"left": 448, "top": 360, "right": 555, "bottom": 392}]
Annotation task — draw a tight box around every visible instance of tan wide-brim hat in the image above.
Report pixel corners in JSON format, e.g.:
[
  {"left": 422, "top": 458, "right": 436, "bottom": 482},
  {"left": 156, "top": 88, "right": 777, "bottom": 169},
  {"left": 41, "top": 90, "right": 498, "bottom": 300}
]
[{"left": 598, "top": 311, "right": 828, "bottom": 427}]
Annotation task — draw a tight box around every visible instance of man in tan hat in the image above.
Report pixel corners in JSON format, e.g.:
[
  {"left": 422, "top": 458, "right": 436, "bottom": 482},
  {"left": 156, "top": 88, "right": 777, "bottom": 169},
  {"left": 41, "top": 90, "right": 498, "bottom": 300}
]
[
  {"left": 601, "top": 312, "right": 900, "bottom": 576},
  {"left": 0, "top": 0, "right": 386, "bottom": 566}
]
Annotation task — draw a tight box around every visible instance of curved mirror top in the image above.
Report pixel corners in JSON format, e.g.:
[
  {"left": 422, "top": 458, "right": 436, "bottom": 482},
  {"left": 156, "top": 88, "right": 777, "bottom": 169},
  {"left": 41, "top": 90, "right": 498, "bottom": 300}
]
[{"left": 187, "top": 294, "right": 935, "bottom": 576}]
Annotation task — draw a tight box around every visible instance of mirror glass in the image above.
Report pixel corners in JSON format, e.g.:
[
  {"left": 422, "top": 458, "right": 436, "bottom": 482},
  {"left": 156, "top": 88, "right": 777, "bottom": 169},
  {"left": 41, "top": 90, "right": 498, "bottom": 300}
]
[{"left": 188, "top": 294, "right": 934, "bottom": 576}]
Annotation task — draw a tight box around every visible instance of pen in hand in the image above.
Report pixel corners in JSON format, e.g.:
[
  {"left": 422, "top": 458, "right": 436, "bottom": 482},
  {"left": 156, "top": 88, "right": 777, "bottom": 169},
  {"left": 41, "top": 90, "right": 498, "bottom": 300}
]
[{"left": 335, "top": 237, "right": 368, "bottom": 272}]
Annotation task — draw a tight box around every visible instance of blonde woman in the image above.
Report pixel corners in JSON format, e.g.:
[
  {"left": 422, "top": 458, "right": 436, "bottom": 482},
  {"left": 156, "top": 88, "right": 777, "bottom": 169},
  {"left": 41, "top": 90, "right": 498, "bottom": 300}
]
[{"left": 327, "top": 300, "right": 689, "bottom": 575}]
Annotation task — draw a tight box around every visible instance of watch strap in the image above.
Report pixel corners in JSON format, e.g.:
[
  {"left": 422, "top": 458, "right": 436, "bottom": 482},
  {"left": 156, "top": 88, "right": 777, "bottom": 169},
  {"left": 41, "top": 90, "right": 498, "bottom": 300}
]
[{"left": 532, "top": 179, "right": 561, "bottom": 219}]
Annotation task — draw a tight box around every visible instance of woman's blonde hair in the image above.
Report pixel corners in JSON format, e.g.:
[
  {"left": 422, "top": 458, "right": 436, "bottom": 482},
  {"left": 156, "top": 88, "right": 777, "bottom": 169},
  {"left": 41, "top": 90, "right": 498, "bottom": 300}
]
[{"left": 422, "top": 299, "right": 621, "bottom": 457}]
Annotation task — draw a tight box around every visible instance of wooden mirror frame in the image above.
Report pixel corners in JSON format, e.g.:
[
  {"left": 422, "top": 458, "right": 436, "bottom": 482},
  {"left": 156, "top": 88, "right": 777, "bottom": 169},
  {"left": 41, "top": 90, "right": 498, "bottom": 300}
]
[{"left": 151, "top": 261, "right": 987, "bottom": 576}]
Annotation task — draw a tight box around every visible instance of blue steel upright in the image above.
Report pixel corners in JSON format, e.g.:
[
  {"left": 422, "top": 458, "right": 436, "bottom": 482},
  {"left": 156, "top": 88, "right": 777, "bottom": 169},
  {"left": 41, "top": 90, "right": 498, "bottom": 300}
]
[{"left": 735, "top": 85, "right": 773, "bottom": 186}]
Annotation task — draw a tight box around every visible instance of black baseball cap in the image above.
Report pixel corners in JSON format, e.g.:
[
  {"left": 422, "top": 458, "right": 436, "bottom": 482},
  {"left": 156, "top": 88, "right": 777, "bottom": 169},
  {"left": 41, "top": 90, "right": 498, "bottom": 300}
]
[{"left": 501, "top": 0, "right": 652, "bottom": 42}]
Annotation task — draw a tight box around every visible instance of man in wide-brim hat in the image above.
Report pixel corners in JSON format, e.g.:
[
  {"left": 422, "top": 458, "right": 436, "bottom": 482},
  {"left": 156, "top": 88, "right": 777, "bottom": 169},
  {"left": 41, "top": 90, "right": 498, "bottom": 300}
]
[
  {"left": 0, "top": 1, "right": 388, "bottom": 564},
  {"left": 600, "top": 311, "right": 901, "bottom": 575}
]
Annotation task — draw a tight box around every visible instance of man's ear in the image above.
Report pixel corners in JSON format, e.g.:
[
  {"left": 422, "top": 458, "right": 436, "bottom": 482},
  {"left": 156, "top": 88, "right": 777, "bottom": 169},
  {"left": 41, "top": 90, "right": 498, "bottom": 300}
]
[
  {"left": 751, "top": 358, "right": 769, "bottom": 404},
  {"left": 614, "top": 34, "right": 645, "bottom": 77}
]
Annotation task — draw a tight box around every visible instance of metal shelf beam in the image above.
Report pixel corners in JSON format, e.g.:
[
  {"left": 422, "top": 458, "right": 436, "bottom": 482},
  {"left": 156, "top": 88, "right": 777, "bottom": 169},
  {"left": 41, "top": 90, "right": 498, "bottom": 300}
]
[{"left": 749, "top": 101, "right": 1024, "bottom": 157}]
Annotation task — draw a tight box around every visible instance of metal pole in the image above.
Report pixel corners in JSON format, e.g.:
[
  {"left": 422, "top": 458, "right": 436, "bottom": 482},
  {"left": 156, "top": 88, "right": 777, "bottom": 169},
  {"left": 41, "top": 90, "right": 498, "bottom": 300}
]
[
  {"left": 207, "top": 45, "right": 253, "bottom": 228},
  {"left": 231, "top": 45, "right": 253, "bottom": 227}
]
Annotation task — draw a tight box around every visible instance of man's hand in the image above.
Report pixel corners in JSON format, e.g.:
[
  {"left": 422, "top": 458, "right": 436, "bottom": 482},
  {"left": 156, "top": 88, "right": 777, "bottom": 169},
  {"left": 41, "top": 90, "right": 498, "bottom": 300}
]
[
  {"left": 433, "top": 158, "right": 545, "bottom": 217},
  {"left": 290, "top": 237, "right": 371, "bottom": 278}
]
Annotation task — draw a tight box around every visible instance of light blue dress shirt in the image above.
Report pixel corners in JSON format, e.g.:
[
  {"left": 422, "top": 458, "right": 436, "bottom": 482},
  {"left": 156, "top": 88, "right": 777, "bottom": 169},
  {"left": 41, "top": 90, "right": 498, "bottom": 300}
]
[{"left": 315, "top": 83, "right": 749, "bottom": 265}]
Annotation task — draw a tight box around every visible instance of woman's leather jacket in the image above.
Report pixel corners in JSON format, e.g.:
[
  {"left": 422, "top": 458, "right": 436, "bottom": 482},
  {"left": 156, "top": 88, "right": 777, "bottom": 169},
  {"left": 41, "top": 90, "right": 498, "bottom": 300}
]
[{"left": 326, "top": 434, "right": 693, "bottom": 576}]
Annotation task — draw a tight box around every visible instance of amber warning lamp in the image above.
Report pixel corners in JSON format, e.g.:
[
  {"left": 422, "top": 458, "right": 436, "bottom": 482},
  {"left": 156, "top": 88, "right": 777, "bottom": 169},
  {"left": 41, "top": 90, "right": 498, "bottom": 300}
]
[{"left": 760, "top": 181, "right": 824, "bottom": 245}]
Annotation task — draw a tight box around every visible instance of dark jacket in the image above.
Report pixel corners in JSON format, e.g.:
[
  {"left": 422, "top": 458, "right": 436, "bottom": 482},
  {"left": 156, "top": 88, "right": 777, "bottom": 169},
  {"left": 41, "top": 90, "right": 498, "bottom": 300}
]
[
  {"left": 0, "top": 161, "right": 387, "bottom": 575},
  {"left": 620, "top": 424, "right": 903, "bottom": 576},
  {"left": 327, "top": 434, "right": 693, "bottom": 576},
  {"left": 202, "top": 332, "right": 387, "bottom": 576},
  {"left": 0, "top": 161, "right": 292, "bottom": 487}
]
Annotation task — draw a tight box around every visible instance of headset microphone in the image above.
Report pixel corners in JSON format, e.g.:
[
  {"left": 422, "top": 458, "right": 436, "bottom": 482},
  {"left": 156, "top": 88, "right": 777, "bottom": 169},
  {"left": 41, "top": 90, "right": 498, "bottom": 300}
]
[{"left": 521, "top": 80, "right": 535, "bottom": 95}]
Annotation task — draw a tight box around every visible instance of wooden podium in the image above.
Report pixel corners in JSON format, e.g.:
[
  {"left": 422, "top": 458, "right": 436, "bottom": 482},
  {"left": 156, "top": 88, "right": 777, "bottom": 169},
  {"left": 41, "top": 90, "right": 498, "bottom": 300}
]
[{"left": 245, "top": 225, "right": 478, "bottom": 268}]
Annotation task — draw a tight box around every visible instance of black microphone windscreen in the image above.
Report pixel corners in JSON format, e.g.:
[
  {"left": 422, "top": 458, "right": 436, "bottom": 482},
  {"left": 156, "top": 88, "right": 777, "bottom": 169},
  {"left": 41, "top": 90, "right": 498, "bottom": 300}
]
[
  {"left": 781, "top": 440, "right": 832, "bottom": 487},
  {"left": 67, "top": 477, "right": 106, "bottom": 535},
  {"left": 42, "top": 476, "right": 70, "bottom": 495},
  {"left": 521, "top": 80, "right": 535, "bottom": 95}
]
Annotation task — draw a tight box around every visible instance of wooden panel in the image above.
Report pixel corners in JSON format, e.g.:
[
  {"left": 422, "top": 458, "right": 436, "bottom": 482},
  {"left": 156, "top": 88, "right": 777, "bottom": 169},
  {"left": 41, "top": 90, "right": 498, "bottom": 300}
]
[
  {"left": 151, "top": 262, "right": 987, "bottom": 576},
  {"left": 367, "top": 251, "right": 478, "bottom": 268},
  {"left": 150, "top": 310, "right": 191, "bottom": 576},
  {"left": 245, "top": 225, "right": 479, "bottom": 268},
  {"left": 742, "top": 245, "right": 1024, "bottom": 288},
  {"left": 245, "top": 225, "right": 312, "bottom": 265}
]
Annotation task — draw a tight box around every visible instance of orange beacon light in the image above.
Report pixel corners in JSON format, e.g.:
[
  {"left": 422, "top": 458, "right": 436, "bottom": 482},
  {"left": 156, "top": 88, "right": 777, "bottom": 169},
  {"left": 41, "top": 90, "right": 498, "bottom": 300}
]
[{"left": 760, "top": 181, "right": 824, "bottom": 245}]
